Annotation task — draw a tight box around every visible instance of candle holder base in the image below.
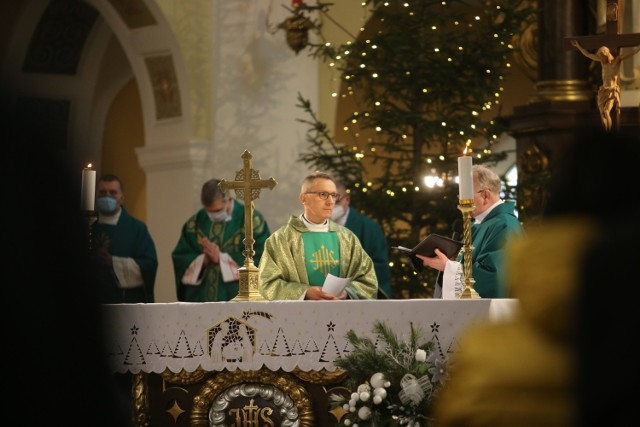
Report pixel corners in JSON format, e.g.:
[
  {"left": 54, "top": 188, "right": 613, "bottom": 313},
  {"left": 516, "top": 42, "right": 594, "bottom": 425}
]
[{"left": 459, "top": 280, "right": 481, "bottom": 299}]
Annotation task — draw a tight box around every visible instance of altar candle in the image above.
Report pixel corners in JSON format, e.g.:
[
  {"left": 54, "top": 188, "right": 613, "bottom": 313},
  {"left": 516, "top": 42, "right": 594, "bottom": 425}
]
[
  {"left": 81, "top": 164, "right": 96, "bottom": 211},
  {"left": 457, "top": 153, "right": 473, "bottom": 200}
]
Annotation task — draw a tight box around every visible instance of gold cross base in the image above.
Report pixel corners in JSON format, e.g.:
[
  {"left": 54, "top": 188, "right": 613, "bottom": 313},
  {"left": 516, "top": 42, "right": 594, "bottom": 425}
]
[{"left": 232, "top": 263, "right": 267, "bottom": 302}]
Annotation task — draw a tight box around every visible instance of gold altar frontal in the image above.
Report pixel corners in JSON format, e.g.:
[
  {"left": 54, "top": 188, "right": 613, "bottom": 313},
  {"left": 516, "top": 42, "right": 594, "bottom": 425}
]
[{"left": 125, "top": 367, "right": 347, "bottom": 427}]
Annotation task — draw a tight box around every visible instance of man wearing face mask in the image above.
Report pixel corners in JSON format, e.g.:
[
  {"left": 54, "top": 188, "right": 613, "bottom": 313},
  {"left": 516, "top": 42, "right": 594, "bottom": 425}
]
[
  {"left": 171, "top": 178, "right": 271, "bottom": 301},
  {"left": 92, "top": 174, "right": 158, "bottom": 303},
  {"left": 331, "top": 181, "right": 393, "bottom": 298}
]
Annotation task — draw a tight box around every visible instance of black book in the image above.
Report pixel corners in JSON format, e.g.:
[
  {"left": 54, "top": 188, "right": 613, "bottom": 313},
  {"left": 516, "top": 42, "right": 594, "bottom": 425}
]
[{"left": 392, "top": 234, "right": 463, "bottom": 259}]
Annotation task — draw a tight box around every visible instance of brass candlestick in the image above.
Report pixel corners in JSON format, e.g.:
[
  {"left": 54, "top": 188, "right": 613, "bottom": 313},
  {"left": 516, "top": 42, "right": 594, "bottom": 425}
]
[{"left": 457, "top": 200, "right": 480, "bottom": 299}]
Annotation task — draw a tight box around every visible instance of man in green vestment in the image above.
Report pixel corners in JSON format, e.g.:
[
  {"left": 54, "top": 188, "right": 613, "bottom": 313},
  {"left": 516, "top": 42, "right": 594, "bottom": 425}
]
[
  {"left": 258, "top": 172, "right": 378, "bottom": 300},
  {"left": 92, "top": 174, "right": 158, "bottom": 304},
  {"left": 417, "top": 165, "right": 524, "bottom": 298},
  {"left": 172, "top": 179, "right": 271, "bottom": 301}
]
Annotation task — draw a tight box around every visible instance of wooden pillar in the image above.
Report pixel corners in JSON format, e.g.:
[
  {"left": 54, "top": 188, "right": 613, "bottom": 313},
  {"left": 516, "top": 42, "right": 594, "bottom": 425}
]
[{"left": 534, "top": 0, "right": 593, "bottom": 100}]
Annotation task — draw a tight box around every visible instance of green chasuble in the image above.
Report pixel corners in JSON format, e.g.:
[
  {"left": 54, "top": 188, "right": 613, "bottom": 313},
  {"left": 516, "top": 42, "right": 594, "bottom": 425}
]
[
  {"left": 442, "top": 201, "right": 523, "bottom": 299},
  {"left": 467, "top": 201, "right": 524, "bottom": 298},
  {"left": 92, "top": 207, "right": 158, "bottom": 304},
  {"left": 258, "top": 215, "right": 378, "bottom": 300},
  {"left": 171, "top": 201, "right": 270, "bottom": 302},
  {"left": 344, "top": 207, "right": 393, "bottom": 298}
]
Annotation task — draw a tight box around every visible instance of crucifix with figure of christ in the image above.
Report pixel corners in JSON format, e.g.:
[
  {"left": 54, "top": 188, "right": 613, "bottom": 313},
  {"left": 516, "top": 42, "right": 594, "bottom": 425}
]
[
  {"left": 565, "top": 0, "right": 640, "bottom": 132},
  {"left": 219, "top": 150, "right": 277, "bottom": 301}
]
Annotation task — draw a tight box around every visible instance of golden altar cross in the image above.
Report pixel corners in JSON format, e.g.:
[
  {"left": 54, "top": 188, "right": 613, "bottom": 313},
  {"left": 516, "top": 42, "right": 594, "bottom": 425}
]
[
  {"left": 219, "top": 150, "right": 277, "bottom": 301},
  {"left": 565, "top": 0, "right": 640, "bottom": 132}
]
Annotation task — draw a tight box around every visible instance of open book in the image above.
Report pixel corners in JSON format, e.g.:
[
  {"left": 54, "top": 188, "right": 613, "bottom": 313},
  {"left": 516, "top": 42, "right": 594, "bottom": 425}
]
[{"left": 392, "top": 233, "right": 463, "bottom": 259}]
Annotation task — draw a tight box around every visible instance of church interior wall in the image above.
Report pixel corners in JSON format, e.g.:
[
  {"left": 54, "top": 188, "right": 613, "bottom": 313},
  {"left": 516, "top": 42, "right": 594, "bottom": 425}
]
[{"left": 102, "top": 78, "right": 147, "bottom": 221}]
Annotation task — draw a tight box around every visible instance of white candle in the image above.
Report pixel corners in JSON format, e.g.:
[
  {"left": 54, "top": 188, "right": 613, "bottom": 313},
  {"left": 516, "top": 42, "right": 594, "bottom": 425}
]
[
  {"left": 81, "top": 164, "right": 96, "bottom": 211},
  {"left": 457, "top": 155, "right": 473, "bottom": 200}
]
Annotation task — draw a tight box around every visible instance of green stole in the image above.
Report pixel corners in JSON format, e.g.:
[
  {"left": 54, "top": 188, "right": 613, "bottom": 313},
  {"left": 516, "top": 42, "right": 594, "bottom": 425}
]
[{"left": 302, "top": 232, "right": 340, "bottom": 284}]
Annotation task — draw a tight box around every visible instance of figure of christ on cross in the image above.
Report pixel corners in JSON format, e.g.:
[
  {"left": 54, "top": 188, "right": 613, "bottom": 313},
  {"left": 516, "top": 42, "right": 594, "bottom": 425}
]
[
  {"left": 571, "top": 40, "right": 640, "bottom": 131},
  {"left": 566, "top": 0, "right": 640, "bottom": 132}
]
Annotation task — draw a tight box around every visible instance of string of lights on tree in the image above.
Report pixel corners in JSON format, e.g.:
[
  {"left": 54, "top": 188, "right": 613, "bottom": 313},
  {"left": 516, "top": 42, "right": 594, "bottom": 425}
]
[{"left": 281, "top": 0, "right": 534, "bottom": 297}]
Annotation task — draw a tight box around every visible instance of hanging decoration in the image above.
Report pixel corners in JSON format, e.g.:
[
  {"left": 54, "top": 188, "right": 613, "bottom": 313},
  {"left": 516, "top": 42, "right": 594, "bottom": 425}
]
[{"left": 276, "top": 1, "right": 315, "bottom": 54}]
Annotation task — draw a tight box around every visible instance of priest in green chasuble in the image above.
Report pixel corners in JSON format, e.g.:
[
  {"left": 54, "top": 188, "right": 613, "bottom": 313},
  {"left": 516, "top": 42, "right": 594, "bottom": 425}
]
[
  {"left": 259, "top": 172, "right": 378, "bottom": 300},
  {"left": 172, "top": 179, "right": 271, "bottom": 301}
]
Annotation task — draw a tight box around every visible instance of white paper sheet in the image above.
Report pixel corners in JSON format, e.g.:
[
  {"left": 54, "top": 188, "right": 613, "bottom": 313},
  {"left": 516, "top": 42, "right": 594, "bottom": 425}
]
[{"left": 322, "top": 273, "right": 351, "bottom": 296}]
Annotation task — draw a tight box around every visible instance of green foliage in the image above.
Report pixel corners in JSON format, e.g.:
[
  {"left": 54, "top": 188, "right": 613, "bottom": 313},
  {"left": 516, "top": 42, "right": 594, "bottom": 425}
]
[
  {"left": 296, "top": 0, "right": 534, "bottom": 297},
  {"left": 331, "top": 320, "right": 446, "bottom": 426},
  {"left": 336, "top": 321, "right": 434, "bottom": 387}
]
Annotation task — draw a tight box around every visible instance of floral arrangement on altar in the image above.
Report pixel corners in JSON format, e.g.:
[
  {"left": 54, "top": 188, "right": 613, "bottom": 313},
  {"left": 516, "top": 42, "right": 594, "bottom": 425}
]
[{"left": 330, "top": 320, "right": 448, "bottom": 427}]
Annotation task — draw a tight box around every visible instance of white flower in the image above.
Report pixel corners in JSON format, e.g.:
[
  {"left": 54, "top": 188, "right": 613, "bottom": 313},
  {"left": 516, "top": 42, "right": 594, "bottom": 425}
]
[
  {"left": 344, "top": 419, "right": 351, "bottom": 426},
  {"left": 428, "top": 352, "right": 449, "bottom": 384},
  {"left": 358, "top": 406, "right": 372, "bottom": 420},
  {"left": 357, "top": 383, "right": 371, "bottom": 393},
  {"left": 351, "top": 392, "right": 360, "bottom": 401},
  {"left": 374, "top": 387, "right": 387, "bottom": 399},
  {"left": 415, "top": 348, "right": 427, "bottom": 362},
  {"left": 373, "top": 395, "right": 382, "bottom": 404},
  {"left": 359, "top": 391, "right": 370, "bottom": 401},
  {"left": 370, "top": 372, "right": 386, "bottom": 388}
]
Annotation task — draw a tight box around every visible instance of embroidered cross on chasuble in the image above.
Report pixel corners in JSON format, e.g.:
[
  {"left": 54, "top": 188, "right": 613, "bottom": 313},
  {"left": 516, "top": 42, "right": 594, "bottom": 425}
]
[{"left": 302, "top": 232, "right": 340, "bottom": 284}]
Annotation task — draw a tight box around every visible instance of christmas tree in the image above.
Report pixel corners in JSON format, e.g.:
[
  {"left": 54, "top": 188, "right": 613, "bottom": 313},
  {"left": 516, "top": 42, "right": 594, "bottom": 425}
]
[{"left": 292, "top": 0, "right": 534, "bottom": 297}]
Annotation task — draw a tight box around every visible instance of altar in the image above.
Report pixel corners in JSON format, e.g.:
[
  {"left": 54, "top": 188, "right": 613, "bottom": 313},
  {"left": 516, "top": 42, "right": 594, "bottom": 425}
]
[{"left": 104, "top": 299, "right": 518, "bottom": 426}]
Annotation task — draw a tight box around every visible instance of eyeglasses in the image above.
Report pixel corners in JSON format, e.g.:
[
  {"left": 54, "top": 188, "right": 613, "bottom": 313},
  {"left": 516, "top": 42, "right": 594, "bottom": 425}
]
[{"left": 305, "top": 191, "right": 341, "bottom": 201}]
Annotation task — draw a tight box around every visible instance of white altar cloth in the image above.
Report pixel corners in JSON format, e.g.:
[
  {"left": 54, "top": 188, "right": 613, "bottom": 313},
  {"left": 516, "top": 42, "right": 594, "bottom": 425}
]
[{"left": 104, "top": 299, "right": 518, "bottom": 374}]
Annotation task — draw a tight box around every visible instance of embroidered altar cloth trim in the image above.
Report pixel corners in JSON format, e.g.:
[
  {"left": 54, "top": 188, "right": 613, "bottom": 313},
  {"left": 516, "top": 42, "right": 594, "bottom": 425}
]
[{"left": 104, "top": 299, "right": 518, "bottom": 374}]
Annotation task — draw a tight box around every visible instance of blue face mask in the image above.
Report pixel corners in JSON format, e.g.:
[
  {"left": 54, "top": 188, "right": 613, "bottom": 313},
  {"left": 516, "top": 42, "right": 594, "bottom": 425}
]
[
  {"left": 207, "top": 209, "right": 230, "bottom": 223},
  {"left": 96, "top": 196, "right": 118, "bottom": 215}
]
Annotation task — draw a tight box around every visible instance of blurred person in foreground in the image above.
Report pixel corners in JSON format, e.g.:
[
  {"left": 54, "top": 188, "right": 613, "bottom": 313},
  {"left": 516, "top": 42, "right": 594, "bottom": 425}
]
[
  {"left": 259, "top": 172, "right": 378, "bottom": 300},
  {"left": 433, "top": 127, "right": 640, "bottom": 427},
  {"left": 1, "top": 89, "right": 132, "bottom": 426}
]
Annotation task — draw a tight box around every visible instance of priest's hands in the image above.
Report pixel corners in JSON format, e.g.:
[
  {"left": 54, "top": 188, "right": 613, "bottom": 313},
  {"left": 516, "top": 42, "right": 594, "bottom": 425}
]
[
  {"left": 305, "top": 286, "right": 346, "bottom": 300},
  {"left": 201, "top": 238, "right": 220, "bottom": 265},
  {"left": 416, "top": 248, "right": 448, "bottom": 272},
  {"left": 91, "top": 247, "right": 113, "bottom": 267}
]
